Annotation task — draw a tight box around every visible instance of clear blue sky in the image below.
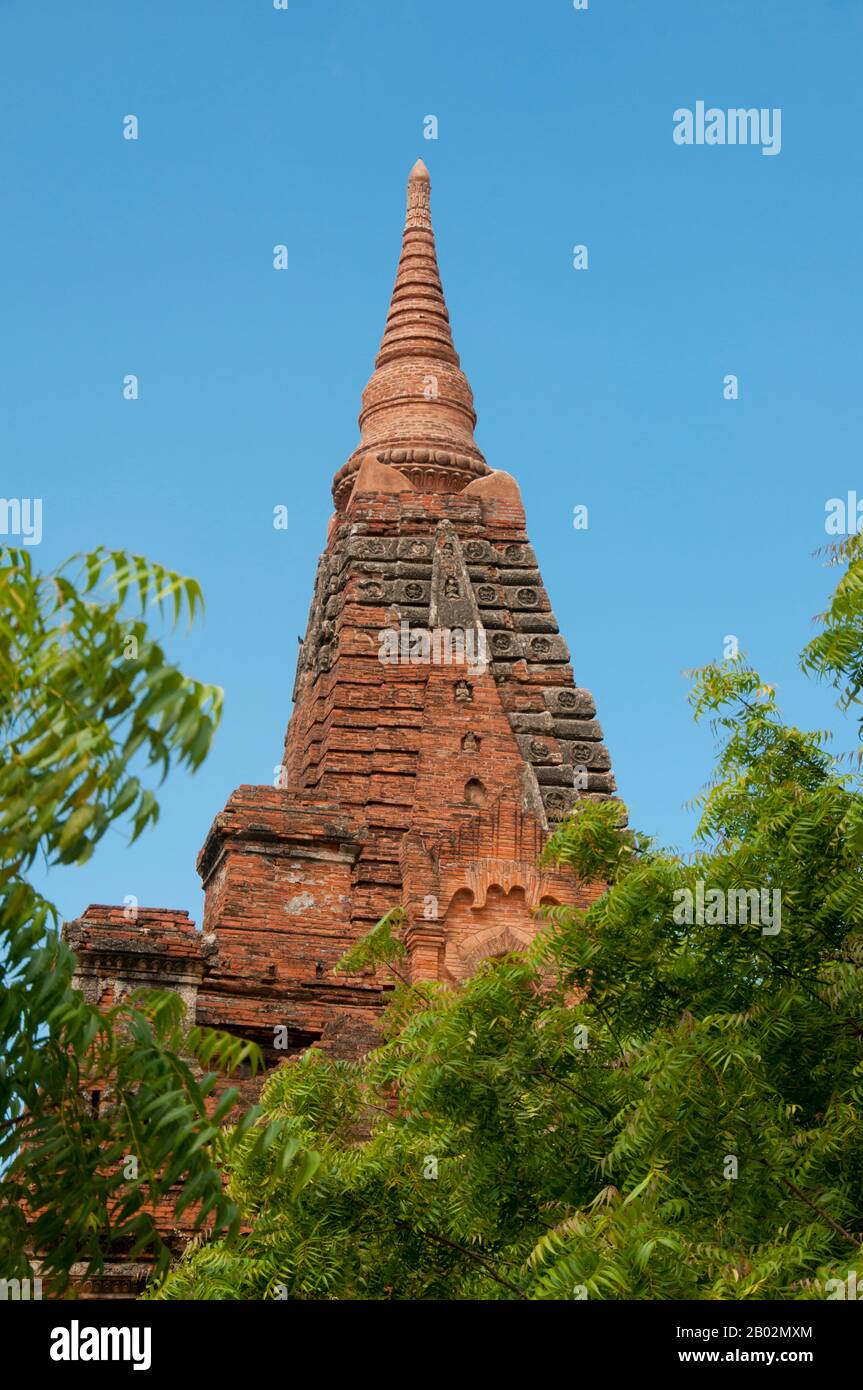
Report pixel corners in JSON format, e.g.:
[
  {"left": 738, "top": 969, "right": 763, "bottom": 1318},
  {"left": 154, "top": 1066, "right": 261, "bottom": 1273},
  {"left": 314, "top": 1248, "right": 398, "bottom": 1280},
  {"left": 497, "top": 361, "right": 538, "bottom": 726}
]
[{"left": 3, "top": 0, "right": 861, "bottom": 926}]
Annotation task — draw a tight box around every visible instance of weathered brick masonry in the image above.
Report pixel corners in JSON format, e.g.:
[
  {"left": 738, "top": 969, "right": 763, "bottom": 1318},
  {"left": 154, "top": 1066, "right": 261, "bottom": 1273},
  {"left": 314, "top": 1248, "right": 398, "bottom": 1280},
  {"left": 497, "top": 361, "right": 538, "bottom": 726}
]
[{"left": 62, "top": 161, "right": 617, "bottom": 1293}]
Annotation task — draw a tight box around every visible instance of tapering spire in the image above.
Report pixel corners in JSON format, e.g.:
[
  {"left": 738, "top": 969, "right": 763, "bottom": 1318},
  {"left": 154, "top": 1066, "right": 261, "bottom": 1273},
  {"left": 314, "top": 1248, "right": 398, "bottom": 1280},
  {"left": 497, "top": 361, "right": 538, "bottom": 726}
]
[{"left": 333, "top": 161, "right": 488, "bottom": 507}]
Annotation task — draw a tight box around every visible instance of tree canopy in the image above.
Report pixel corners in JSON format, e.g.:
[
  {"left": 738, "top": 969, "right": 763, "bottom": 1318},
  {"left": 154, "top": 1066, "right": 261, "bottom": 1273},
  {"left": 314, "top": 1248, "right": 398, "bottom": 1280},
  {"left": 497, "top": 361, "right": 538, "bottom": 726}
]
[{"left": 0, "top": 547, "right": 266, "bottom": 1291}]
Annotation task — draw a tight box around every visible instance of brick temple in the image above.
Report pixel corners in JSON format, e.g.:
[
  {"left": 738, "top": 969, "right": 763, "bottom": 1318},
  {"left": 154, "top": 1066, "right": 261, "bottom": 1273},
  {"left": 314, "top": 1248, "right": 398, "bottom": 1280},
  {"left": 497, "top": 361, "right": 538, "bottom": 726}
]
[{"left": 64, "top": 160, "right": 616, "bottom": 1293}]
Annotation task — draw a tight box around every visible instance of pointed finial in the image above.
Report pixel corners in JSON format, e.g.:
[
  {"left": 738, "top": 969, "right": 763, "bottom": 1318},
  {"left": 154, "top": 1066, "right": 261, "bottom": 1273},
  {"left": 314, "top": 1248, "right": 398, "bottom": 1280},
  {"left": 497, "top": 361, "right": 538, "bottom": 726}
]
[{"left": 405, "top": 159, "right": 431, "bottom": 230}]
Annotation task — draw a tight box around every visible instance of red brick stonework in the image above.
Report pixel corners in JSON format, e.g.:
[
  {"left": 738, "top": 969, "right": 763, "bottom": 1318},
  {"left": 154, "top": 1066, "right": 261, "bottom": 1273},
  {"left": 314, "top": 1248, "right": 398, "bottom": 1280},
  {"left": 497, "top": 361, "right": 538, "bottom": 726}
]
[{"left": 61, "top": 160, "right": 617, "bottom": 1295}]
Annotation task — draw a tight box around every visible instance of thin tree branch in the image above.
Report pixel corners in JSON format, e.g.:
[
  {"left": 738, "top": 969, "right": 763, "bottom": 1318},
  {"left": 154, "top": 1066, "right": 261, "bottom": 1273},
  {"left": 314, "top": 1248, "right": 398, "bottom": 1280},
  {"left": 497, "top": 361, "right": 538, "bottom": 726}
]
[{"left": 394, "top": 1220, "right": 528, "bottom": 1299}]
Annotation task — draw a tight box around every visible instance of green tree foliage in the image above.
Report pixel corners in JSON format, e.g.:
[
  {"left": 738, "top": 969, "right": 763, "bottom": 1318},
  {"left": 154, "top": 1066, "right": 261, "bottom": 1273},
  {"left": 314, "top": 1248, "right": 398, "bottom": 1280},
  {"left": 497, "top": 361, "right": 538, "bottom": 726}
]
[
  {"left": 144, "top": 538, "right": 859, "bottom": 1299},
  {"left": 0, "top": 547, "right": 267, "bottom": 1290}
]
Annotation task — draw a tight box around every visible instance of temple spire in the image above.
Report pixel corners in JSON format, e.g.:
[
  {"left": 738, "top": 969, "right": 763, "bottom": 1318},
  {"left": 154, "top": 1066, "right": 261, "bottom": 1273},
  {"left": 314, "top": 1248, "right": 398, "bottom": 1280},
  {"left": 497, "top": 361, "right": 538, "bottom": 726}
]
[{"left": 333, "top": 161, "right": 488, "bottom": 507}]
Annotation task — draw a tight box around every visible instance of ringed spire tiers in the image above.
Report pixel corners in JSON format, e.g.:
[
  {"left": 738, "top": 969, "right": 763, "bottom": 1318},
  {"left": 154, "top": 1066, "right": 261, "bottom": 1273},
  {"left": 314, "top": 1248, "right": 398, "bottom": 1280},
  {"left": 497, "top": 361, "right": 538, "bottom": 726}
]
[{"left": 333, "top": 159, "right": 489, "bottom": 508}]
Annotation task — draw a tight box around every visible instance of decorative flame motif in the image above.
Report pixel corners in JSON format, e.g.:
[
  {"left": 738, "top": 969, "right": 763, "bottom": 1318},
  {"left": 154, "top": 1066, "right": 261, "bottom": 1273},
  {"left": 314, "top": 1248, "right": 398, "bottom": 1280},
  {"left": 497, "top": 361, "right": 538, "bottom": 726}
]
[{"left": 405, "top": 160, "right": 432, "bottom": 230}]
